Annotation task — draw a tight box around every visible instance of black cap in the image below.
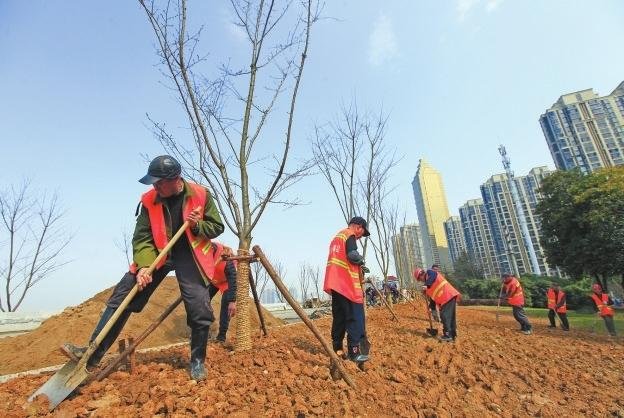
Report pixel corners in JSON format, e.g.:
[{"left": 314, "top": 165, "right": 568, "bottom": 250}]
[
  {"left": 348, "top": 216, "right": 370, "bottom": 237},
  {"left": 139, "top": 155, "right": 182, "bottom": 185}
]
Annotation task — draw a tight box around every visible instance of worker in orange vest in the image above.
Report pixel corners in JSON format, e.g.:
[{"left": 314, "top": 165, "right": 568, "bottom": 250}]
[
  {"left": 414, "top": 267, "right": 461, "bottom": 342},
  {"left": 501, "top": 273, "right": 532, "bottom": 335},
  {"left": 323, "top": 216, "right": 370, "bottom": 363},
  {"left": 590, "top": 283, "right": 617, "bottom": 337},
  {"left": 207, "top": 243, "right": 237, "bottom": 343},
  {"left": 546, "top": 283, "right": 569, "bottom": 331}
]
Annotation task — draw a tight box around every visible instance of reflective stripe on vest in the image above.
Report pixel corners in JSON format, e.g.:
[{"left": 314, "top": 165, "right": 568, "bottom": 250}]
[
  {"left": 591, "top": 293, "right": 614, "bottom": 317},
  {"left": 547, "top": 288, "right": 566, "bottom": 313},
  {"left": 138, "top": 183, "right": 216, "bottom": 283},
  {"left": 425, "top": 273, "right": 460, "bottom": 306},
  {"left": 323, "top": 228, "right": 363, "bottom": 303}
]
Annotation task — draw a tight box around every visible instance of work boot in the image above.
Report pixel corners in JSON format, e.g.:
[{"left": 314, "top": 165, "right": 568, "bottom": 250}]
[
  {"left": 347, "top": 345, "right": 369, "bottom": 363},
  {"left": 215, "top": 331, "right": 226, "bottom": 343},
  {"left": 190, "top": 328, "right": 209, "bottom": 381},
  {"left": 439, "top": 334, "right": 454, "bottom": 343}
]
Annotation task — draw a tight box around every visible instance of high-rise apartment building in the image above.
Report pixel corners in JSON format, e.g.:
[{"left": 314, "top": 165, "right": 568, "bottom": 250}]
[
  {"left": 539, "top": 81, "right": 624, "bottom": 173},
  {"left": 480, "top": 166, "right": 557, "bottom": 276},
  {"left": 443, "top": 216, "right": 466, "bottom": 266},
  {"left": 392, "top": 223, "right": 424, "bottom": 289},
  {"left": 458, "top": 199, "right": 500, "bottom": 278},
  {"left": 411, "top": 159, "right": 452, "bottom": 270}
]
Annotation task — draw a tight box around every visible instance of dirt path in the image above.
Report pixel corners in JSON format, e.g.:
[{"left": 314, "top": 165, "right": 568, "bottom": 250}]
[{"left": 2, "top": 303, "right": 623, "bottom": 417}]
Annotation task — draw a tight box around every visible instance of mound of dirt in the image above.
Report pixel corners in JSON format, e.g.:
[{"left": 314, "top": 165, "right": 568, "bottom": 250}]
[
  {"left": 0, "top": 277, "right": 283, "bottom": 375},
  {"left": 2, "top": 304, "right": 623, "bottom": 416}
]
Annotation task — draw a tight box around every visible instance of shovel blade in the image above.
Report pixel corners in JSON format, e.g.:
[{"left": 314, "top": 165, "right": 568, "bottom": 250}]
[
  {"left": 28, "top": 359, "right": 89, "bottom": 411},
  {"left": 426, "top": 328, "right": 438, "bottom": 336}
]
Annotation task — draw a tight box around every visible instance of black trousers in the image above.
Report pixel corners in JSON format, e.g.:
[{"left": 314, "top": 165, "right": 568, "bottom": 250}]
[
  {"left": 331, "top": 291, "right": 365, "bottom": 350},
  {"left": 208, "top": 284, "right": 230, "bottom": 336},
  {"left": 511, "top": 306, "right": 531, "bottom": 331},
  {"left": 548, "top": 309, "right": 570, "bottom": 330},
  {"left": 440, "top": 297, "right": 457, "bottom": 338},
  {"left": 107, "top": 261, "right": 214, "bottom": 331},
  {"left": 603, "top": 316, "right": 617, "bottom": 336}
]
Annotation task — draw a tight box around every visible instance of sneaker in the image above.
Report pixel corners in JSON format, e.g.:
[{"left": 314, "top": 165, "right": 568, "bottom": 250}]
[
  {"left": 439, "top": 335, "right": 454, "bottom": 343},
  {"left": 60, "top": 343, "right": 87, "bottom": 362},
  {"left": 348, "top": 346, "right": 369, "bottom": 363},
  {"left": 522, "top": 329, "right": 532, "bottom": 335},
  {"left": 215, "top": 334, "right": 226, "bottom": 343},
  {"left": 190, "top": 359, "right": 207, "bottom": 381}
]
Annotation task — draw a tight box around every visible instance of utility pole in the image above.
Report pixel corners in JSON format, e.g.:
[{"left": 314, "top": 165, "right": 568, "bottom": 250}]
[{"left": 498, "top": 145, "right": 541, "bottom": 275}]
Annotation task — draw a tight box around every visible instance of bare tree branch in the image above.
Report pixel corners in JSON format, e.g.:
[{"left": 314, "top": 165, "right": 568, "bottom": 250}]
[{"left": 0, "top": 182, "right": 73, "bottom": 311}]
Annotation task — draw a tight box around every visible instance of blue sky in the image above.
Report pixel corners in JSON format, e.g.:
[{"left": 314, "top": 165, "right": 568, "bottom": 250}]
[{"left": 1, "top": 1, "right": 623, "bottom": 312}]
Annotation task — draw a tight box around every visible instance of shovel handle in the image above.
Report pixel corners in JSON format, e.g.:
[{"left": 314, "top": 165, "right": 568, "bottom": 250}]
[{"left": 70, "top": 219, "right": 193, "bottom": 381}]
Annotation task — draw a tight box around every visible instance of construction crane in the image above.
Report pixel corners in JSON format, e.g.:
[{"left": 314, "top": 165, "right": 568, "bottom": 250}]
[{"left": 498, "top": 145, "right": 541, "bottom": 275}]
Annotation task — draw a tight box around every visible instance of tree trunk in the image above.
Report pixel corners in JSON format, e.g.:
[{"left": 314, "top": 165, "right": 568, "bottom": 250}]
[{"left": 234, "top": 243, "right": 252, "bottom": 351}]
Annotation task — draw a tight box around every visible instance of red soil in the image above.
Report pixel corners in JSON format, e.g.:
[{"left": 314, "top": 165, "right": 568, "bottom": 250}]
[{"left": 1, "top": 302, "right": 623, "bottom": 417}]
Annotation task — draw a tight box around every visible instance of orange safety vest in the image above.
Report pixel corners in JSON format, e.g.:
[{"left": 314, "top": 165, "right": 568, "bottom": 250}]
[
  {"left": 425, "top": 272, "right": 460, "bottom": 306},
  {"left": 211, "top": 242, "right": 235, "bottom": 293},
  {"left": 136, "top": 183, "right": 216, "bottom": 282},
  {"left": 591, "top": 293, "right": 614, "bottom": 317},
  {"left": 323, "top": 228, "right": 363, "bottom": 303},
  {"left": 547, "top": 288, "right": 567, "bottom": 313},
  {"left": 504, "top": 277, "right": 525, "bottom": 307}
]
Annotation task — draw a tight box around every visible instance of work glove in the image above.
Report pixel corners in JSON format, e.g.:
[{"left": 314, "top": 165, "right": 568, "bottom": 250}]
[{"left": 361, "top": 265, "right": 370, "bottom": 274}]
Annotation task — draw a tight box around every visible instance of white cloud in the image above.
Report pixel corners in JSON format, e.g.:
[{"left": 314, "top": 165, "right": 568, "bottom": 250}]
[
  {"left": 485, "top": 0, "right": 503, "bottom": 13},
  {"left": 456, "top": 0, "right": 504, "bottom": 21},
  {"left": 368, "top": 13, "right": 398, "bottom": 67},
  {"left": 456, "top": 0, "right": 480, "bottom": 22}
]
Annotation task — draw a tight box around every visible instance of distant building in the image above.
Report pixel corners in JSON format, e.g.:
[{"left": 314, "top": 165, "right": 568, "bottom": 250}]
[
  {"left": 480, "top": 166, "right": 558, "bottom": 276},
  {"left": 539, "top": 81, "right": 624, "bottom": 173},
  {"left": 411, "top": 159, "right": 452, "bottom": 270},
  {"left": 392, "top": 223, "right": 425, "bottom": 289},
  {"left": 458, "top": 198, "right": 500, "bottom": 278},
  {"left": 443, "top": 215, "right": 466, "bottom": 266}
]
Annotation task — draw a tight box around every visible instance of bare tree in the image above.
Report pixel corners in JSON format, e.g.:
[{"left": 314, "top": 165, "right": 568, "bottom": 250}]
[
  {"left": 307, "top": 263, "right": 322, "bottom": 301},
  {"left": 312, "top": 101, "right": 397, "bottom": 260},
  {"left": 139, "top": 0, "right": 319, "bottom": 350},
  {"left": 0, "top": 181, "right": 72, "bottom": 311},
  {"left": 297, "top": 262, "right": 311, "bottom": 304},
  {"left": 250, "top": 260, "right": 268, "bottom": 302},
  {"left": 114, "top": 227, "right": 133, "bottom": 268}
]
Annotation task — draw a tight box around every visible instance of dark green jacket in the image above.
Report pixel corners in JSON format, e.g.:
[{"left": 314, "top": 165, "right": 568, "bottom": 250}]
[{"left": 132, "top": 180, "right": 224, "bottom": 270}]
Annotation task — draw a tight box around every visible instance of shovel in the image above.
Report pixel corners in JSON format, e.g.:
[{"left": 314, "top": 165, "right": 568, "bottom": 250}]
[
  {"left": 495, "top": 282, "right": 504, "bottom": 322},
  {"left": 422, "top": 293, "right": 438, "bottom": 336},
  {"left": 28, "top": 218, "right": 193, "bottom": 410},
  {"left": 359, "top": 267, "right": 371, "bottom": 356}
]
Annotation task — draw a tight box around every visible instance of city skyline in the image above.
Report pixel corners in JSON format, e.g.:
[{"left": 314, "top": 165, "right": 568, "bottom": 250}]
[{"left": 2, "top": 2, "right": 623, "bottom": 311}]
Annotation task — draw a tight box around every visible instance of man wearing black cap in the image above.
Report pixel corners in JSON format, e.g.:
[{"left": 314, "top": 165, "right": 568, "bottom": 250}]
[
  {"left": 323, "top": 216, "right": 371, "bottom": 363},
  {"left": 62, "top": 155, "right": 224, "bottom": 381}
]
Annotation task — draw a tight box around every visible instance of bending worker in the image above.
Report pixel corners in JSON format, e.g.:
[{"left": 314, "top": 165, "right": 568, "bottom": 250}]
[
  {"left": 62, "top": 155, "right": 224, "bottom": 381},
  {"left": 413, "top": 266, "right": 460, "bottom": 342}
]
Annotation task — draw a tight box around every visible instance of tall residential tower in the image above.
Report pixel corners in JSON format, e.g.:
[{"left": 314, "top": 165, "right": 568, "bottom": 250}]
[
  {"left": 539, "top": 81, "right": 624, "bottom": 173},
  {"left": 411, "top": 159, "right": 452, "bottom": 271}
]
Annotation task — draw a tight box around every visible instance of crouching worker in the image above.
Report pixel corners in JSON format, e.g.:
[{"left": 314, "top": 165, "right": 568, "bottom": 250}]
[
  {"left": 590, "top": 283, "right": 617, "bottom": 337},
  {"left": 208, "top": 243, "right": 237, "bottom": 343},
  {"left": 61, "top": 155, "right": 225, "bottom": 381},
  {"left": 323, "top": 216, "right": 371, "bottom": 363},
  {"left": 413, "top": 267, "right": 460, "bottom": 342}
]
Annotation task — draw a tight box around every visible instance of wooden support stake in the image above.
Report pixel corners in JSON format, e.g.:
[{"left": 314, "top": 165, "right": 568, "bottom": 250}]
[
  {"left": 248, "top": 270, "right": 268, "bottom": 336},
  {"left": 252, "top": 245, "right": 356, "bottom": 389}
]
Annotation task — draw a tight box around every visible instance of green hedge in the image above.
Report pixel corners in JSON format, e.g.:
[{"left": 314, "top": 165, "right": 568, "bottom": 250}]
[{"left": 451, "top": 275, "right": 596, "bottom": 310}]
